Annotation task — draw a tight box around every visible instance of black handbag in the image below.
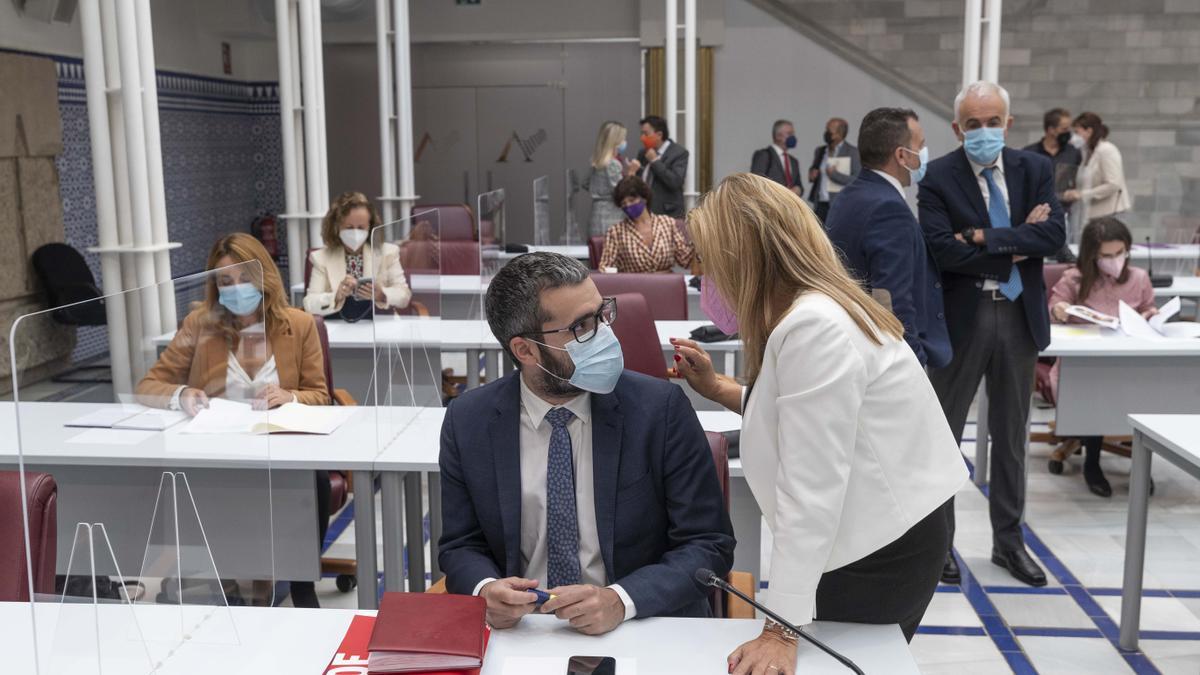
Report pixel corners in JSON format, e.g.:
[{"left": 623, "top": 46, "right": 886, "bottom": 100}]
[{"left": 689, "top": 324, "right": 737, "bottom": 343}]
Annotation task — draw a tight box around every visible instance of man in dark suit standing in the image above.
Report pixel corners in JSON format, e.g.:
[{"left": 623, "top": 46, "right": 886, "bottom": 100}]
[
  {"left": 826, "top": 108, "right": 951, "bottom": 369},
  {"left": 807, "top": 117, "right": 861, "bottom": 222},
  {"left": 750, "top": 119, "right": 804, "bottom": 197},
  {"left": 439, "top": 252, "right": 734, "bottom": 634},
  {"left": 918, "top": 82, "right": 1065, "bottom": 588},
  {"left": 635, "top": 115, "right": 689, "bottom": 218}
]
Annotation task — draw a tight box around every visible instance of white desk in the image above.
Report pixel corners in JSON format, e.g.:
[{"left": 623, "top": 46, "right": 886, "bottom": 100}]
[
  {"left": 1153, "top": 275, "right": 1200, "bottom": 299},
  {"left": 0, "top": 603, "right": 917, "bottom": 674},
  {"left": 1070, "top": 243, "right": 1199, "bottom": 265},
  {"left": 1120, "top": 415, "right": 1200, "bottom": 651}
]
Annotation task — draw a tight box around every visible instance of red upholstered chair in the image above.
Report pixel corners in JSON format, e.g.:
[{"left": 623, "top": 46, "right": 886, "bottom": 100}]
[
  {"left": 609, "top": 293, "right": 668, "bottom": 379},
  {"left": 592, "top": 273, "right": 688, "bottom": 321},
  {"left": 415, "top": 204, "right": 475, "bottom": 241},
  {"left": 588, "top": 236, "right": 605, "bottom": 270},
  {"left": 439, "top": 241, "right": 482, "bottom": 276},
  {"left": 0, "top": 471, "right": 57, "bottom": 601}
]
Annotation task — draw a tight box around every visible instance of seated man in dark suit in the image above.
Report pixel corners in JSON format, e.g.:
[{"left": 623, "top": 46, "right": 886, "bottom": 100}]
[
  {"left": 825, "top": 107, "right": 951, "bottom": 369},
  {"left": 439, "top": 252, "right": 735, "bottom": 634},
  {"left": 749, "top": 119, "right": 804, "bottom": 196}
]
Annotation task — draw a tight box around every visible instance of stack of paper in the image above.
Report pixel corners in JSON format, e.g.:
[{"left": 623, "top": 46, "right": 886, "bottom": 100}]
[
  {"left": 67, "top": 406, "right": 189, "bottom": 431},
  {"left": 181, "top": 399, "right": 357, "bottom": 435},
  {"left": 1118, "top": 297, "right": 1200, "bottom": 339}
]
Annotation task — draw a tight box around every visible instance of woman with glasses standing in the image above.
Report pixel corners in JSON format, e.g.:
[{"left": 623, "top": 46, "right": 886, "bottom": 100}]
[
  {"left": 1048, "top": 217, "right": 1156, "bottom": 497},
  {"left": 597, "top": 176, "right": 693, "bottom": 274}
]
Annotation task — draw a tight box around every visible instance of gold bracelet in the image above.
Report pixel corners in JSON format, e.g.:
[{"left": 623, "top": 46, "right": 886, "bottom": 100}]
[{"left": 763, "top": 619, "right": 800, "bottom": 645}]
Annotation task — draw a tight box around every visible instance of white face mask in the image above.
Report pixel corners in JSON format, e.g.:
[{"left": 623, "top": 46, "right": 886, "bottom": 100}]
[
  {"left": 340, "top": 228, "right": 369, "bottom": 251},
  {"left": 1068, "top": 133, "right": 1085, "bottom": 149}
]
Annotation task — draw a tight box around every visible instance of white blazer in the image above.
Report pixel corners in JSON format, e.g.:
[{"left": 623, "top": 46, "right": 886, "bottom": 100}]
[
  {"left": 303, "top": 242, "right": 412, "bottom": 316},
  {"left": 1079, "top": 139, "right": 1131, "bottom": 219},
  {"left": 739, "top": 292, "right": 968, "bottom": 626}
]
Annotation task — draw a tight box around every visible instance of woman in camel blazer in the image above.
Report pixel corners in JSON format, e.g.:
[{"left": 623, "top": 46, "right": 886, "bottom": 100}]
[
  {"left": 674, "top": 174, "right": 967, "bottom": 675},
  {"left": 304, "top": 192, "right": 411, "bottom": 318},
  {"left": 1064, "top": 113, "right": 1130, "bottom": 221},
  {"left": 136, "top": 233, "right": 331, "bottom": 608}
]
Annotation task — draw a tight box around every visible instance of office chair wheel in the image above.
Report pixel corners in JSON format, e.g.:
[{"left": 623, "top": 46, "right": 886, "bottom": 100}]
[
  {"left": 1048, "top": 459, "right": 1064, "bottom": 475},
  {"left": 336, "top": 574, "right": 357, "bottom": 593}
]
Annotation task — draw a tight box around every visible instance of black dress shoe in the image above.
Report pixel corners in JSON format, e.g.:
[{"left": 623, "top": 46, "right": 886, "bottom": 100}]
[
  {"left": 941, "top": 552, "right": 961, "bottom": 584},
  {"left": 991, "top": 548, "right": 1047, "bottom": 587},
  {"left": 1084, "top": 469, "right": 1113, "bottom": 498}
]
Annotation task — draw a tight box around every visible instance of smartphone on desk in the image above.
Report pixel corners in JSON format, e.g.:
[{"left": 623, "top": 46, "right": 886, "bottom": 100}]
[{"left": 567, "top": 656, "right": 616, "bottom": 675}]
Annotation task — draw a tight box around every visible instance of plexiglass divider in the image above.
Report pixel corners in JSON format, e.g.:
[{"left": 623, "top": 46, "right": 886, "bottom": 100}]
[
  {"left": 11, "top": 261, "right": 279, "bottom": 674},
  {"left": 533, "top": 175, "right": 551, "bottom": 247},
  {"left": 565, "top": 168, "right": 583, "bottom": 247},
  {"left": 477, "top": 189, "right": 508, "bottom": 386}
]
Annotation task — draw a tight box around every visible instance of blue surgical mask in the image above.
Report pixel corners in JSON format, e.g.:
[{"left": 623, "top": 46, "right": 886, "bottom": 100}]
[
  {"left": 784, "top": 135, "right": 797, "bottom": 149},
  {"left": 218, "top": 282, "right": 263, "bottom": 317},
  {"left": 617, "top": 141, "right": 628, "bottom": 155},
  {"left": 532, "top": 324, "right": 624, "bottom": 395},
  {"left": 962, "top": 127, "right": 1006, "bottom": 165},
  {"left": 901, "top": 146, "right": 929, "bottom": 184}
]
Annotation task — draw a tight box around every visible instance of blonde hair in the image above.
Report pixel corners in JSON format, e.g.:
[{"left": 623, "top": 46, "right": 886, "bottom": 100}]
[
  {"left": 321, "top": 191, "right": 381, "bottom": 249},
  {"left": 203, "top": 233, "right": 291, "bottom": 344},
  {"left": 591, "top": 121, "right": 627, "bottom": 169},
  {"left": 688, "top": 173, "right": 904, "bottom": 384}
]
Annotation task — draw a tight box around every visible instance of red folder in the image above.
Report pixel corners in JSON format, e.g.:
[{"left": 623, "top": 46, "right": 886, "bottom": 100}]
[
  {"left": 325, "top": 612, "right": 490, "bottom": 675},
  {"left": 367, "top": 592, "right": 488, "bottom": 674}
]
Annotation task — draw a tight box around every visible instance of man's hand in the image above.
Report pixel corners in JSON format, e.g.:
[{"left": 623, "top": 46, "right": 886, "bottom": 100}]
[
  {"left": 826, "top": 164, "right": 836, "bottom": 177},
  {"left": 540, "top": 585, "right": 625, "bottom": 636},
  {"left": 644, "top": 147, "right": 659, "bottom": 162},
  {"left": 790, "top": 185, "right": 803, "bottom": 197},
  {"left": 480, "top": 578, "right": 539, "bottom": 629},
  {"left": 1013, "top": 255, "right": 1028, "bottom": 263},
  {"left": 624, "top": 159, "right": 641, "bottom": 176},
  {"left": 808, "top": 168, "right": 819, "bottom": 182},
  {"left": 1024, "top": 203, "right": 1051, "bottom": 224},
  {"left": 972, "top": 229, "right": 987, "bottom": 245}
]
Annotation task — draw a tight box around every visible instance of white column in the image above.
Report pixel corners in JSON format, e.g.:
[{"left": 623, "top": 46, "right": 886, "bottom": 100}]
[
  {"left": 78, "top": 0, "right": 132, "bottom": 394},
  {"left": 275, "top": 0, "right": 304, "bottom": 288},
  {"left": 664, "top": 0, "right": 677, "bottom": 139},
  {"left": 392, "top": 0, "right": 417, "bottom": 226},
  {"left": 114, "top": 0, "right": 162, "bottom": 346},
  {"left": 133, "top": 0, "right": 175, "bottom": 330},
  {"left": 375, "top": 0, "right": 396, "bottom": 224},
  {"left": 962, "top": 0, "right": 982, "bottom": 88},
  {"left": 312, "top": 0, "right": 329, "bottom": 213},
  {"left": 982, "top": 0, "right": 1003, "bottom": 83},
  {"left": 298, "top": 0, "right": 326, "bottom": 247},
  {"left": 683, "top": 0, "right": 697, "bottom": 210}
]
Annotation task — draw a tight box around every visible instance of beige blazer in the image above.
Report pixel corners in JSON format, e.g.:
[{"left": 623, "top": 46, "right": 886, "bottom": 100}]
[
  {"left": 135, "top": 306, "right": 330, "bottom": 407},
  {"left": 739, "top": 292, "right": 968, "bottom": 625},
  {"left": 1080, "top": 140, "right": 1131, "bottom": 219},
  {"left": 303, "top": 242, "right": 412, "bottom": 316}
]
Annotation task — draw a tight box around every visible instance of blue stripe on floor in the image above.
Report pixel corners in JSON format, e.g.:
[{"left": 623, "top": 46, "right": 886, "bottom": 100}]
[
  {"left": 916, "top": 625, "right": 987, "bottom": 636},
  {"left": 952, "top": 547, "right": 1039, "bottom": 673}
]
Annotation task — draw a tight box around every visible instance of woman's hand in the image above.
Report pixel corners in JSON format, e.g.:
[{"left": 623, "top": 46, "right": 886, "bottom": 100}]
[
  {"left": 1141, "top": 306, "right": 1159, "bottom": 320},
  {"left": 671, "top": 338, "right": 719, "bottom": 398},
  {"left": 354, "top": 280, "right": 375, "bottom": 302},
  {"left": 1052, "top": 301, "right": 1070, "bottom": 323},
  {"left": 335, "top": 274, "right": 357, "bottom": 303},
  {"left": 254, "top": 384, "right": 294, "bottom": 410},
  {"left": 1063, "top": 189, "right": 1081, "bottom": 203},
  {"left": 728, "top": 631, "right": 797, "bottom": 675},
  {"left": 179, "top": 387, "right": 210, "bottom": 417}
]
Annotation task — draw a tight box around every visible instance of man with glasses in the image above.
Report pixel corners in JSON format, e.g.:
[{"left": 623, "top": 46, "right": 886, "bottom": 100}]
[
  {"left": 825, "top": 108, "right": 951, "bottom": 370},
  {"left": 438, "top": 252, "right": 734, "bottom": 635}
]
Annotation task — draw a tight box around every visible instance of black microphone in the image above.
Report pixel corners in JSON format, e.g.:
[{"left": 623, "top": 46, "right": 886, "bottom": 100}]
[
  {"left": 694, "top": 568, "right": 865, "bottom": 675},
  {"left": 1145, "top": 236, "right": 1174, "bottom": 288}
]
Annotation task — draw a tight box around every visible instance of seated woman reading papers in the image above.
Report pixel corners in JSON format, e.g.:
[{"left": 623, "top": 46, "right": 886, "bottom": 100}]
[{"left": 136, "top": 232, "right": 332, "bottom": 607}]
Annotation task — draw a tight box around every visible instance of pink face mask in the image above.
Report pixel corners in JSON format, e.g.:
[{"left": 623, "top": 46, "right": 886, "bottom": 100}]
[
  {"left": 1097, "top": 256, "right": 1125, "bottom": 279},
  {"left": 700, "top": 276, "right": 739, "bottom": 335}
]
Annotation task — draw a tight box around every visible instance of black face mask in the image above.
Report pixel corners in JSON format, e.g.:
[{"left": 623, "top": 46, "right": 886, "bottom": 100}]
[
  {"left": 823, "top": 130, "right": 835, "bottom": 145},
  {"left": 1055, "top": 131, "right": 1072, "bottom": 148}
]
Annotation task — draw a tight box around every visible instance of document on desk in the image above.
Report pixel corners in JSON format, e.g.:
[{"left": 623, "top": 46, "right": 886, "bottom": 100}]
[
  {"left": 67, "top": 428, "right": 159, "bottom": 446},
  {"left": 66, "top": 405, "right": 188, "bottom": 431},
  {"left": 181, "top": 399, "right": 357, "bottom": 435},
  {"left": 501, "top": 657, "right": 636, "bottom": 675},
  {"left": 1119, "top": 298, "right": 1200, "bottom": 339}
]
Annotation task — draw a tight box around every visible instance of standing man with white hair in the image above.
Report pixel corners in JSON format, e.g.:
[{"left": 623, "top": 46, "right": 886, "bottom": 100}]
[{"left": 917, "top": 81, "right": 1065, "bottom": 588}]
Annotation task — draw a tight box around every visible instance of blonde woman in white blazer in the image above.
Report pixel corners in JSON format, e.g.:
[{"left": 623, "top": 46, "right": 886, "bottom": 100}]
[
  {"left": 673, "top": 174, "right": 967, "bottom": 675},
  {"left": 1063, "top": 113, "right": 1130, "bottom": 221},
  {"left": 304, "top": 192, "right": 412, "bottom": 318}
]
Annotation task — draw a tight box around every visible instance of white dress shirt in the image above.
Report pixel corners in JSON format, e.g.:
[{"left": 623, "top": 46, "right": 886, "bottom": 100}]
[
  {"left": 168, "top": 323, "right": 294, "bottom": 409},
  {"left": 968, "top": 154, "right": 1011, "bottom": 290},
  {"left": 870, "top": 169, "right": 906, "bottom": 199},
  {"left": 739, "top": 292, "right": 968, "bottom": 625},
  {"left": 473, "top": 378, "right": 637, "bottom": 621},
  {"left": 818, "top": 142, "right": 844, "bottom": 202},
  {"left": 642, "top": 140, "right": 672, "bottom": 184}
]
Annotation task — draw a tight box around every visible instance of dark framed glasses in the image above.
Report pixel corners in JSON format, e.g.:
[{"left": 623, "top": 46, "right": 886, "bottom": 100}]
[{"left": 520, "top": 297, "right": 618, "bottom": 344}]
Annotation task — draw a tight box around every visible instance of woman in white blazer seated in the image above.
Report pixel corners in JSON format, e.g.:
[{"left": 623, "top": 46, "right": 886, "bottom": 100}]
[
  {"left": 1063, "top": 112, "right": 1130, "bottom": 221},
  {"left": 304, "top": 191, "right": 412, "bottom": 320},
  {"left": 673, "top": 174, "right": 967, "bottom": 675}
]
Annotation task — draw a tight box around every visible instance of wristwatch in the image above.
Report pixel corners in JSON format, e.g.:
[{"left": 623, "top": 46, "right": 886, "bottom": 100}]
[{"left": 961, "top": 226, "right": 978, "bottom": 245}]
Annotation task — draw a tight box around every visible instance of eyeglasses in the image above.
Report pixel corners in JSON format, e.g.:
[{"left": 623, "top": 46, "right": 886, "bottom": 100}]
[{"left": 520, "top": 297, "right": 618, "bottom": 344}]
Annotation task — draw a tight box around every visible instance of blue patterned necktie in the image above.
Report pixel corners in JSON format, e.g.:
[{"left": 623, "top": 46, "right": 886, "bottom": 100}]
[
  {"left": 544, "top": 407, "right": 581, "bottom": 588},
  {"left": 982, "top": 166, "right": 1024, "bottom": 301}
]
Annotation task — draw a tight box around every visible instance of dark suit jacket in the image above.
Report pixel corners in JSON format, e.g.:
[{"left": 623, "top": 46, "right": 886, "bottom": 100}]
[
  {"left": 917, "top": 147, "right": 1066, "bottom": 351},
  {"left": 637, "top": 141, "right": 689, "bottom": 218},
  {"left": 438, "top": 371, "right": 735, "bottom": 619},
  {"left": 826, "top": 170, "right": 952, "bottom": 368},
  {"left": 750, "top": 146, "right": 804, "bottom": 192},
  {"left": 808, "top": 142, "right": 861, "bottom": 202}
]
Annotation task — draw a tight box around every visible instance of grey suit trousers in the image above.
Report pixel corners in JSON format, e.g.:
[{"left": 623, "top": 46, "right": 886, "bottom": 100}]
[{"left": 929, "top": 295, "right": 1037, "bottom": 552}]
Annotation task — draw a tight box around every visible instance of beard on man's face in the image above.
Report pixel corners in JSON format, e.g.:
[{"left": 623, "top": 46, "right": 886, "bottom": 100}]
[{"left": 534, "top": 342, "right": 582, "bottom": 398}]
